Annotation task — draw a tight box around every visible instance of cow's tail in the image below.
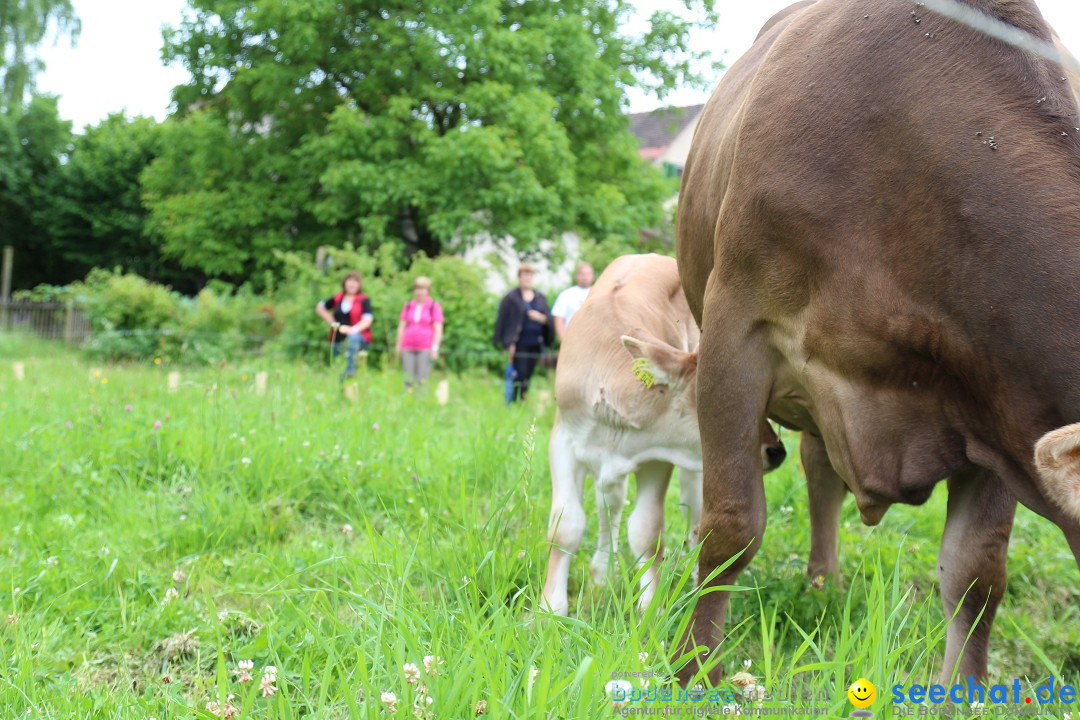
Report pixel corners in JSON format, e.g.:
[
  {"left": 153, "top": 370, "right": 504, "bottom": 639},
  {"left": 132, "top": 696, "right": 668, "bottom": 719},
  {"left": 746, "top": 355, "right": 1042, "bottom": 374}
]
[{"left": 1034, "top": 422, "right": 1080, "bottom": 521}]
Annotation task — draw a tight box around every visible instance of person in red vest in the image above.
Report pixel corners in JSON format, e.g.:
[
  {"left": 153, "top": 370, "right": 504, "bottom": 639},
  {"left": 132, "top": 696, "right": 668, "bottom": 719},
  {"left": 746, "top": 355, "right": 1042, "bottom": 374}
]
[{"left": 315, "top": 271, "right": 374, "bottom": 379}]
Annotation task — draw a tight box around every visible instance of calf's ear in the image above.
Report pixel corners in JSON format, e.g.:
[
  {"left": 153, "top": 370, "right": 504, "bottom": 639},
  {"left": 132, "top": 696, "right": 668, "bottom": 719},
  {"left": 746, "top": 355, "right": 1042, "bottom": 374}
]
[
  {"left": 1034, "top": 422, "right": 1080, "bottom": 520},
  {"left": 621, "top": 331, "right": 697, "bottom": 389}
]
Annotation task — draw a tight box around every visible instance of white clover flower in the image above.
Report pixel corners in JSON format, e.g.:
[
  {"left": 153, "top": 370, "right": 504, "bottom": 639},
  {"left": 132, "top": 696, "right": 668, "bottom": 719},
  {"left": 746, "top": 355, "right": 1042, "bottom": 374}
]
[
  {"left": 381, "top": 691, "right": 398, "bottom": 706},
  {"left": 172, "top": 569, "right": 187, "bottom": 584},
  {"left": 241, "top": 457, "right": 251, "bottom": 465},
  {"left": 730, "top": 671, "right": 756, "bottom": 687},
  {"left": 161, "top": 587, "right": 179, "bottom": 605},
  {"left": 605, "top": 679, "right": 633, "bottom": 708},
  {"left": 259, "top": 671, "right": 278, "bottom": 697},
  {"left": 46, "top": 556, "right": 59, "bottom": 568},
  {"left": 743, "top": 659, "right": 752, "bottom": 669},
  {"left": 638, "top": 651, "right": 649, "bottom": 663},
  {"left": 205, "top": 695, "right": 238, "bottom": 718},
  {"left": 423, "top": 655, "right": 444, "bottom": 675},
  {"left": 403, "top": 662, "right": 421, "bottom": 684},
  {"left": 342, "top": 523, "right": 354, "bottom": 535},
  {"left": 232, "top": 659, "right": 254, "bottom": 683}
]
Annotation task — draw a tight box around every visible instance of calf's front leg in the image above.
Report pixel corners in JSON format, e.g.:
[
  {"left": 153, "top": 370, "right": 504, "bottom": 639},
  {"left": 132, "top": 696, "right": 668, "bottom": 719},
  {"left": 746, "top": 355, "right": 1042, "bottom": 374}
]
[
  {"left": 678, "top": 467, "right": 703, "bottom": 585},
  {"left": 591, "top": 468, "right": 629, "bottom": 585},
  {"left": 540, "top": 419, "right": 587, "bottom": 616},
  {"left": 628, "top": 461, "right": 674, "bottom": 612}
]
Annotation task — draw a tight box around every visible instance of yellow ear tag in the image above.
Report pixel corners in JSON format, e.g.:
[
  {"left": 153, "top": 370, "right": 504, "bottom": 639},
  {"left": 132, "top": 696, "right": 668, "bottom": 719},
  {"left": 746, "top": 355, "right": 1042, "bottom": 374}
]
[{"left": 632, "top": 358, "right": 656, "bottom": 388}]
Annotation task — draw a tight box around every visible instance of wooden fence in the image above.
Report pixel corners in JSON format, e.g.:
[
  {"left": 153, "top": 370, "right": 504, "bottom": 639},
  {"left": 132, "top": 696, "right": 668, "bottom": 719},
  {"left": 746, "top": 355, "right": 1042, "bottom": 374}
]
[{"left": 0, "top": 300, "right": 91, "bottom": 343}]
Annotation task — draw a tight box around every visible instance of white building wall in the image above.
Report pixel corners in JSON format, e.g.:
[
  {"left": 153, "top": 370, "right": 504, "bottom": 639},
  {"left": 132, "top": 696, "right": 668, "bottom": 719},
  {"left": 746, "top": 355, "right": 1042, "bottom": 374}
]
[{"left": 454, "top": 232, "right": 583, "bottom": 297}]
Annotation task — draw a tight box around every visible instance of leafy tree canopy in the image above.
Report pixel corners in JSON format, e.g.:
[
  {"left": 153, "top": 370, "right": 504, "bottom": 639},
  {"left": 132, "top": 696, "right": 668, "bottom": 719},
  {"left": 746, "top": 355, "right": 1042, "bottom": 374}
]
[
  {"left": 0, "top": 0, "right": 79, "bottom": 110},
  {"left": 0, "top": 94, "right": 73, "bottom": 288},
  {"left": 48, "top": 113, "right": 199, "bottom": 290},
  {"left": 144, "top": 0, "right": 719, "bottom": 281}
]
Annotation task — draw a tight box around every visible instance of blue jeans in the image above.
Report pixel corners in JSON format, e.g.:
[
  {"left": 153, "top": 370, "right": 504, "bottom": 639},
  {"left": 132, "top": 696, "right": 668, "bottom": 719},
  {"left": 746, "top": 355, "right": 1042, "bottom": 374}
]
[{"left": 333, "top": 334, "right": 369, "bottom": 377}]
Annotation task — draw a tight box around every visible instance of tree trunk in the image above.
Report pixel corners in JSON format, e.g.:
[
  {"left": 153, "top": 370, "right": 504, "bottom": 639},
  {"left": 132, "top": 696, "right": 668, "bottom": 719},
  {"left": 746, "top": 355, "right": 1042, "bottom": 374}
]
[{"left": 398, "top": 206, "right": 441, "bottom": 259}]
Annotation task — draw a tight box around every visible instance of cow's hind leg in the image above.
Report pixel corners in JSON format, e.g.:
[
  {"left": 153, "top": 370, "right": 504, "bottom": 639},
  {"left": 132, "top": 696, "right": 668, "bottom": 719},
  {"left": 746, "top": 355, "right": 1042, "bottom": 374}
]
[
  {"left": 677, "top": 301, "right": 771, "bottom": 686},
  {"left": 540, "top": 419, "right": 587, "bottom": 616},
  {"left": 939, "top": 466, "right": 1015, "bottom": 682},
  {"left": 591, "top": 467, "right": 629, "bottom": 586},
  {"left": 628, "top": 461, "right": 674, "bottom": 612},
  {"left": 800, "top": 433, "right": 846, "bottom": 582}
]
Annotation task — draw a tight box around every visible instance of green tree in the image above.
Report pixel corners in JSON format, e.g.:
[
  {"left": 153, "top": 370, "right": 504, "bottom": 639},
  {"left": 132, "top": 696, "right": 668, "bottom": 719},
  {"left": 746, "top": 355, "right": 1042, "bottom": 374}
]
[
  {"left": 0, "top": 0, "right": 79, "bottom": 109},
  {"left": 144, "top": 0, "right": 718, "bottom": 281},
  {"left": 48, "top": 113, "right": 197, "bottom": 290},
  {"left": 0, "top": 94, "right": 73, "bottom": 289}
]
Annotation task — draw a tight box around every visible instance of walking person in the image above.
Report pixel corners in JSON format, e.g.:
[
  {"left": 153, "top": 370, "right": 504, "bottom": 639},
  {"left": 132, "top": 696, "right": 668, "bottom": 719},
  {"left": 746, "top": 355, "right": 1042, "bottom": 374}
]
[
  {"left": 551, "top": 261, "right": 594, "bottom": 343},
  {"left": 493, "top": 263, "right": 553, "bottom": 403},
  {"left": 395, "top": 276, "right": 444, "bottom": 391},
  {"left": 315, "top": 271, "right": 374, "bottom": 380}
]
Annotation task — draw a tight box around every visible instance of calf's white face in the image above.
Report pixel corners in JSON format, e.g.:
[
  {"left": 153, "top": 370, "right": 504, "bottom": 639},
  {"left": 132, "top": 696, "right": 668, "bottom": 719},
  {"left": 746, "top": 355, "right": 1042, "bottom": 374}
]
[
  {"left": 621, "top": 331, "right": 787, "bottom": 473},
  {"left": 620, "top": 330, "right": 700, "bottom": 438},
  {"left": 1035, "top": 422, "right": 1080, "bottom": 521}
]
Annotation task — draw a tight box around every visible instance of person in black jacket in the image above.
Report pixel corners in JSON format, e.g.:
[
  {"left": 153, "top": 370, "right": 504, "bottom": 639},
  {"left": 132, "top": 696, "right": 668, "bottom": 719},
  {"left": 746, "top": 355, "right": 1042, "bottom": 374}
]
[{"left": 493, "top": 263, "right": 553, "bottom": 403}]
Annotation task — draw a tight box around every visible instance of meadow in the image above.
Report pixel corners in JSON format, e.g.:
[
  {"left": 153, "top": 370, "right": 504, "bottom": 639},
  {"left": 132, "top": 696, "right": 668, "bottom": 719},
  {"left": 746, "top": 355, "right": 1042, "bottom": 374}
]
[{"left": 0, "top": 333, "right": 1077, "bottom": 719}]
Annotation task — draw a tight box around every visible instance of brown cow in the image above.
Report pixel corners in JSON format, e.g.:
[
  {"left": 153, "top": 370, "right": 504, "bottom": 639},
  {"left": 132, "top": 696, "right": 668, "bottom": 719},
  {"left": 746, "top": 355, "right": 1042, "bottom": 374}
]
[{"left": 675, "top": 0, "right": 1080, "bottom": 686}]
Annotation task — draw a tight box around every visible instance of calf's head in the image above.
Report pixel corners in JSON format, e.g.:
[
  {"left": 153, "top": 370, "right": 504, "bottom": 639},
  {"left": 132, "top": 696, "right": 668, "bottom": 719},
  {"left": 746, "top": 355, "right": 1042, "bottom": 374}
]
[
  {"left": 1035, "top": 422, "right": 1080, "bottom": 520},
  {"left": 620, "top": 330, "right": 786, "bottom": 473}
]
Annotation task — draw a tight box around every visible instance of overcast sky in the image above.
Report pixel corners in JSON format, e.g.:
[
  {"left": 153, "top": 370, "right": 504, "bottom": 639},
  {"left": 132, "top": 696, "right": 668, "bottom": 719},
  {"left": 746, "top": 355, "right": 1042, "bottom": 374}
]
[{"left": 34, "top": 0, "right": 1080, "bottom": 132}]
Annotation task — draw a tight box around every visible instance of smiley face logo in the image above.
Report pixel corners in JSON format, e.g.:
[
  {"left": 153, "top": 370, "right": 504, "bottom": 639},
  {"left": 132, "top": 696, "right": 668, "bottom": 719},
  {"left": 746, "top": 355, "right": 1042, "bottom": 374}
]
[{"left": 848, "top": 678, "right": 877, "bottom": 709}]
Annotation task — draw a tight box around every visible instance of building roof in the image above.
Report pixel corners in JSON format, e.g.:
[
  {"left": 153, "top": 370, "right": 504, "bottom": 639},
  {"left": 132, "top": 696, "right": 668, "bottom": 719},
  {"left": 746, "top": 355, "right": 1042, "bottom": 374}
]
[{"left": 628, "top": 103, "right": 705, "bottom": 157}]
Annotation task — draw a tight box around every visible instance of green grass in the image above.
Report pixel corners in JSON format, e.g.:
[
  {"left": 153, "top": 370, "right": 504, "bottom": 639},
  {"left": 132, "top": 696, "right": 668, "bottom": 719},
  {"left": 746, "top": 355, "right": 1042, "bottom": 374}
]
[{"left": 0, "top": 333, "right": 1077, "bottom": 719}]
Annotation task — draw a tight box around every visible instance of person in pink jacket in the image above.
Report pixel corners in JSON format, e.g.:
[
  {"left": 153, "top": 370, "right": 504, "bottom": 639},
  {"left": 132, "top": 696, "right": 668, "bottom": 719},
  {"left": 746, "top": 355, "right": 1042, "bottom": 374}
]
[{"left": 395, "top": 276, "right": 444, "bottom": 390}]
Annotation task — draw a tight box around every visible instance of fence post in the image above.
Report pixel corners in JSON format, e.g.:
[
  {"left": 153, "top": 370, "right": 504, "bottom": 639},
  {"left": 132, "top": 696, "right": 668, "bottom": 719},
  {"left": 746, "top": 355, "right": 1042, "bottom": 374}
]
[
  {"left": 63, "top": 300, "right": 75, "bottom": 344},
  {"left": 1, "top": 246, "right": 12, "bottom": 331}
]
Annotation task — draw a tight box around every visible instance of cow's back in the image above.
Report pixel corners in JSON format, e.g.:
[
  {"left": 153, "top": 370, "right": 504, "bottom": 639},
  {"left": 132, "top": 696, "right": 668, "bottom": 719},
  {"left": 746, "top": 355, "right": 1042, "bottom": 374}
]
[
  {"left": 678, "top": 0, "right": 1080, "bottom": 511},
  {"left": 676, "top": 0, "right": 817, "bottom": 326},
  {"left": 555, "top": 254, "right": 698, "bottom": 428}
]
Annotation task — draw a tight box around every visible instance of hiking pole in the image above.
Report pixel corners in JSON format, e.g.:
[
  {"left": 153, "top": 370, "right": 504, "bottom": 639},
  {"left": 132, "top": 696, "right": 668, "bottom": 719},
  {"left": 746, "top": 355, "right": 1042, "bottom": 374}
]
[{"left": 329, "top": 322, "right": 341, "bottom": 369}]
